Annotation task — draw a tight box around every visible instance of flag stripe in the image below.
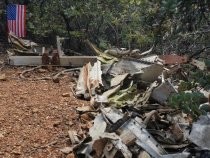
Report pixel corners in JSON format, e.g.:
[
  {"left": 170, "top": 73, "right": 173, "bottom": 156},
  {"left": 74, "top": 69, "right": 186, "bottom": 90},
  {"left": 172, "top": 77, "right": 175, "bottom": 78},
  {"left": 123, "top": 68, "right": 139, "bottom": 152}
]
[
  {"left": 13, "top": 20, "right": 15, "bottom": 34},
  {"left": 22, "top": 5, "right": 25, "bottom": 37},
  {"left": 24, "top": 6, "right": 26, "bottom": 37},
  {"left": 16, "top": 5, "right": 18, "bottom": 37},
  {"left": 8, "top": 21, "right": 10, "bottom": 31},
  {"left": 17, "top": 5, "right": 20, "bottom": 37},
  {"left": 19, "top": 5, "right": 21, "bottom": 37},
  {"left": 20, "top": 5, "right": 22, "bottom": 37},
  {"left": 7, "top": 4, "right": 26, "bottom": 37}
]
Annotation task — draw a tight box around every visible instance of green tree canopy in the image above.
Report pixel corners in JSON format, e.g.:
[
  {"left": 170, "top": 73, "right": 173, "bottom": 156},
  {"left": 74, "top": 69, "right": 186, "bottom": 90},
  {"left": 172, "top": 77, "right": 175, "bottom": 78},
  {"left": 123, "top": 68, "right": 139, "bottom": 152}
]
[{"left": 1, "top": 0, "right": 210, "bottom": 54}]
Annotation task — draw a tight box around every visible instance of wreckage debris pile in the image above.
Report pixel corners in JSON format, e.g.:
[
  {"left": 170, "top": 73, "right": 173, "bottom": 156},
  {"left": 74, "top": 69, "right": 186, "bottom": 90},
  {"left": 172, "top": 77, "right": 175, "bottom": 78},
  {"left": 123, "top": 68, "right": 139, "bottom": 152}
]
[
  {"left": 7, "top": 32, "right": 39, "bottom": 56},
  {"left": 73, "top": 47, "right": 210, "bottom": 158},
  {"left": 5, "top": 34, "right": 210, "bottom": 157}
]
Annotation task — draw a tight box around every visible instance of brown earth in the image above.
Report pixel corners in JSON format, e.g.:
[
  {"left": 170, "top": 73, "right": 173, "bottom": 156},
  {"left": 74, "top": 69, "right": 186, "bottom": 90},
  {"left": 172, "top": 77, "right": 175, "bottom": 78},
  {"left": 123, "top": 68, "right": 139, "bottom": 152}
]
[{"left": 0, "top": 66, "right": 89, "bottom": 158}]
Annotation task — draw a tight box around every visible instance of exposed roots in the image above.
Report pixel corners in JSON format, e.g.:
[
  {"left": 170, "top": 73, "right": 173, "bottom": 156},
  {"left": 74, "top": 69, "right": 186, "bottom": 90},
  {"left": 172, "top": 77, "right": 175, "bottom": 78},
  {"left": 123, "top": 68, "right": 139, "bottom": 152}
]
[
  {"left": 20, "top": 66, "right": 81, "bottom": 82},
  {"left": 19, "top": 66, "right": 42, "bottom": 80},
  {"left": 52, "top": 67, "right": 81, "bottom": 83}
]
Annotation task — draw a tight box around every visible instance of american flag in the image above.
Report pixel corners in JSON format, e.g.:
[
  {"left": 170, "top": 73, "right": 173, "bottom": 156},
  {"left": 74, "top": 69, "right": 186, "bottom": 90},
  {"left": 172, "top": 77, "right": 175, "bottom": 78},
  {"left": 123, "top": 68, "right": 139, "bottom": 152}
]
[{"left": 7, "top": 4, "right": 26, "bottom": 37}]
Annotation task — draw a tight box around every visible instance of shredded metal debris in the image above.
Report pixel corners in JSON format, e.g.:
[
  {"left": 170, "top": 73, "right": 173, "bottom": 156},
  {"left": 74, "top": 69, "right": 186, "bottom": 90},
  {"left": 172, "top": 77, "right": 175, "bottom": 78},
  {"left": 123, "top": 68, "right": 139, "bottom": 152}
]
[{"left": 72, "top": 44, "right": 210, "bottom": 158}]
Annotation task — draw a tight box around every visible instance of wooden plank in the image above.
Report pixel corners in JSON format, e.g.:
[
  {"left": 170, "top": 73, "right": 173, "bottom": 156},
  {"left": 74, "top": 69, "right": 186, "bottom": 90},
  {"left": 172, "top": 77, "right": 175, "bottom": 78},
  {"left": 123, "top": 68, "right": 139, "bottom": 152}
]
[
  {"left": 56, "top": 36, "right": 64, "bottom": 56},
  {"left": 8, "top": 56, "right": 97, "bottom": 66},
  {"left": 9, "top": 56, "right": 42, "bottom": 65}
]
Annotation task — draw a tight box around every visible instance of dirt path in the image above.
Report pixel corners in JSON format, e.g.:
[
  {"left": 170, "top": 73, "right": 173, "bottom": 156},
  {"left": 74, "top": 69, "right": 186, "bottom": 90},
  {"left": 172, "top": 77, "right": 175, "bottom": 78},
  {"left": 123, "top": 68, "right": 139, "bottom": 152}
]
[{"left": 0, "top": 67, "right": 88, "bottom": 158}]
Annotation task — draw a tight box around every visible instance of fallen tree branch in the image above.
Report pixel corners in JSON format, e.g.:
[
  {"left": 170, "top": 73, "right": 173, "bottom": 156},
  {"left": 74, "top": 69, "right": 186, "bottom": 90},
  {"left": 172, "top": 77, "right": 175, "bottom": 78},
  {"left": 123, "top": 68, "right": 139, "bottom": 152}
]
[
  {"left": 33, "top": 76, "right": 52, "bottom": 81},
  {"left": 70, "top": 85, "right": 77, "bottom": 98},
  {"left": 52, "top": 67, "right": 81, "bottom": 82},
  {"left": 19, "top": 66, "right": 42, "bottom": 79},
  {"left": 20, "top": 66, "right": 81, "bottom": 82}
]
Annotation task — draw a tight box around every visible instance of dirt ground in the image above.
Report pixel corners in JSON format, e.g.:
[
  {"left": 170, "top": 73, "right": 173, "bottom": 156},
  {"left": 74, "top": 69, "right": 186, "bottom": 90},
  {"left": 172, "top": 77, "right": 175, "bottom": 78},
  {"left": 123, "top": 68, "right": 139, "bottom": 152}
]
[{"left": 0, "top": 65, "right": 89, "bottom": 158}]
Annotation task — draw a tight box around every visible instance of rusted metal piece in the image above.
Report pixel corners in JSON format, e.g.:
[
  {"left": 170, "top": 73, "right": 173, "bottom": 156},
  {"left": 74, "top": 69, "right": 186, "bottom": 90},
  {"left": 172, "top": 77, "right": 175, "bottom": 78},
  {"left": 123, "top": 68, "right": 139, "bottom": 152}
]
[
  {"left": 159, "top": 54, "right": 188, "bottom": 65},
  {"left": 42, "top": 52, "right": 50, "bottom": 65},
  {"left": 51, "top": 50, "right": 60, "bottom": 65}
]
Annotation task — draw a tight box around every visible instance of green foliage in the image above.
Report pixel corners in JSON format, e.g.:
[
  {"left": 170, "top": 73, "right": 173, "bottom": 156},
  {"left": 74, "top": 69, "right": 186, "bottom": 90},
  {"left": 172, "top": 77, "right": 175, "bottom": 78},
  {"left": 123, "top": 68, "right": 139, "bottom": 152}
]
[
  {"left": 168, "top": 92, "right": 205, "bottom": 119},
  {"left": 205, "top": 59, "right": 210, "bottom": 70},
  {"left": 1, "top": 0, "right": 209, "bottom": 52},
  {"left": 159, "top": 0, "right": 210, "bottom": 54},
  {"left": 26, "top": 0, "right": 162, "bottom": 48},
  {"left": 181, "top": 64, "right": 210, "bottom": 89},
  {"left": 178, "top": 80, "right": 195, "bottom": 92},
  {"left": 190, "top": 70, "right": 210, "bottom": 89},
  {"left": 109, "top": 82, "right": 138, "bottom": 107}
]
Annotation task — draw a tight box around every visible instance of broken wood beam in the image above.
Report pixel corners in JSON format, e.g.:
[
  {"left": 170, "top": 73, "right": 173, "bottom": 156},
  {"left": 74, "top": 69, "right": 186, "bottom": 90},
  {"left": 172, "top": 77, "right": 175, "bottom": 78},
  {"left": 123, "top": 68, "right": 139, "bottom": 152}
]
[{"left": 8, "top": 56, "right": 97, "bottom": 67}]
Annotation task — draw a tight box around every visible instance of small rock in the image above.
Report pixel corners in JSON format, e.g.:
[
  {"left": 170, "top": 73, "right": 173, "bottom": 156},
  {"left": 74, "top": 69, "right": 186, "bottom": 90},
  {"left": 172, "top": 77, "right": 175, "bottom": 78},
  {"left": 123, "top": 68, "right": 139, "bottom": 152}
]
[
  {"left": 60, "top": 147, "right": 73, "bottom": 154},
  {"left": 62, "top": 93, "right": 70, "bottom": 97},
  {"left": 20, "top": 96, "right": 27, "bottom": 100},
  {"left": 76, "top": 106, "right": 91, "bottom": 112},
  {"left": 32, "top": 108, "right": 39, "bottom": 113},
  {"left": 68, "top": 130, "right": 80, "bottom": 144},
  {"left": 52, "top": 77, "right": 60, "bottom": 83},
  {"left": 80, "top": 124, "right": 89, "bottom": 130},
  {"left": 11, "top": 146, "right": 22, "bottom": 155},
  {"left": 0, "top": 132, "right": 4, "bottom": 138},
  {"left": 37, "top": 68, "right": 47, "bottom": 73},
  {"left": 81, "top": 113, "right": 92, "bottom": 122},
  {"left": 86, "top": 121, "right": 93, "bottom": 129},
  {"left": 53, "top": 121, "right": 61, "bottom": 127},
  {"left": 138, "top": 151, "right": 151, "bottom": 158},
  {"left": 0, "top": 74, "right": 6, "bottom": 81},
  {"left": 66, "top": 153, "right": 75, "bottom": 158},
  {"left": 68, "top": 121, "right": 74, "bottom": 126}
]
